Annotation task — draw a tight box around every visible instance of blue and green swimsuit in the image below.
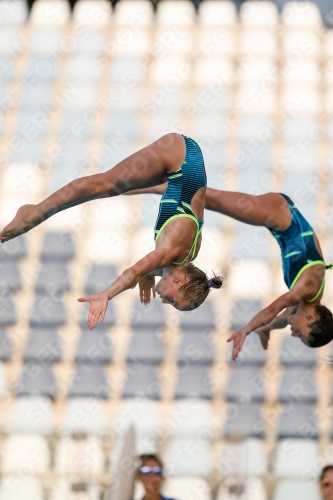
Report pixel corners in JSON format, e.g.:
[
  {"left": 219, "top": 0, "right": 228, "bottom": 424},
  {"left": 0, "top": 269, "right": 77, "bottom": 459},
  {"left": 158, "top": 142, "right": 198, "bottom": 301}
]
[
  {"left": 154, "top": 135, "right": 207, "bottom": 265},
  {"left": 269, "top": 194, "right": 331, "bottom": 301}
]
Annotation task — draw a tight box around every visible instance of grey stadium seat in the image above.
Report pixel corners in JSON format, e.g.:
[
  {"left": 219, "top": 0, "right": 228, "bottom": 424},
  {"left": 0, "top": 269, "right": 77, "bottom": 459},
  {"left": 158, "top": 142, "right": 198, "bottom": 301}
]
[
  {"left": 0, "top": 295, "right": 16, "bottom": 325},
  {"left": 67, "top": 55, "right": 102, "bottom": 81},
  {"left": 232, "top": 223, "right": 270, "bottom": 260},
  {"left": 40, "top": 232, "right": 75, "bottom": 261},
  {"left": 25, "top": 56, "right": 58, "bottom": 83},
  {"left": 282, "top": 116, "right": 318, "bottom": 141},
  {"left": 0, "top": 328, "right": 12, "bottom": 360},
  {"left": 282, "top": 142, "right": 317, "bottom": 172},
  {"left": 237, "top": 142, "right": 271, "bottom": 171},
  {"left": 138, "top": 194, "right": 161, "bottom": 226},
  {"left": 60, "top": 111, "right": 96, "bottom": 140},
  {"left": 204, "top": 209, "right": 224, "bottom": 227},
  {"left": 79, "top": 301, "right": 116, "bottom": 329},
  {"left": 19, "top": 83, "right": 54, "bottom": 109},
  {"left": 196, "top": 139, "right": 226, "bottom": 173},
  {"left": 100, "top": 142, "right": 135, "bottom": 173},
  {"left": 179, "top": 300, "right": 216, "bottom": 332},
  {"left": 75, "top": 330, "right": 112, "bottom": 364},
  {"left": 29, "top": 295, "right": 66, "bottom": 328},
  {"left": 328, "top": 414, "right": 333, "bottom": 440},
  {"left": 84, "top": 264, "right": 118, "bottom": 295},
  {"left": 110, "top": 58, "right": 145, "bottom": 84},
  {"left": 227, "top": 332, "right": 267, "bottom": 367},
  {"left": 224, "top": 403, "right": 265, "bottom": 439},
  {"left": 122, "top": 364, "right": 162, "bottom": 399},
  {"left": 30, "top": 29, "right": 63, "bottom": 55},
  {"left": 278, "top": 367, "right": 317, "bottom": 404},
  {"left": 51, "top": 146, "right": 91, "bottom": 191},
  {"left": 277, "top": 403, "right": 318, "bottom": 439},
  {"left": 327, "top": 375, "right": 333, "bottom": 405},
  {"left": 239, "top": 115, "right": 275, "bottom": 141},
  {"left": 74, "top": 30, "right": 106, "bottom": 54},
  {"left": 127, "top": 330, "right": 165, "bottom": 364},
  {"left": 273, "top": 479, "right": 321, "bottom": 500},
  {"left": 0, "top": 235, "right": 27, "bottom": 261},
  {"left": 104, "top": 112, "right": 139, "bottom": 140},
  {"left": 10, "top": 138, "right": 44, "bottom": 163},
  {"left": 280, "top": 336, "right": 317, "bottom": 367},
  {"left": 281, "top": 172, "right": 318, "bottom": 220},
  {"left": 230, "top": 300, "right": 263, "bottom": 332},
  {"left": 15, "top": 109, "right": 51, "bottom": 137},
  {"left": 174, "top": 365, "right": 213, "bottom": 400},
  {"left": 70, "top": 364, "right": 109, "bottom": 398},
  {"left": 177, "top": 331, "right": 215, "bottom": 366},
  {"left": 0, "top": 0, "right": 28, "bottom": 25},
  {"left": 0, "top": 56, "right": 15, "bottom": 81},
  {"left": 23, "top": 328, "right": 62, "bottom": 363},
  {"left": 35, "top": 262, "right": 71, "bottom": 296},
  {"left": 0, "top": 261, "right": 21, "bottom": 293},
  {"left": 129, "top": 298, "right": 166, "bottom": 330},
  {"left": 16, "top": 363, "right": 57, "bottom": 399},
  {"left": 225, "top": 367, "right": 265, "bottom": 404}
]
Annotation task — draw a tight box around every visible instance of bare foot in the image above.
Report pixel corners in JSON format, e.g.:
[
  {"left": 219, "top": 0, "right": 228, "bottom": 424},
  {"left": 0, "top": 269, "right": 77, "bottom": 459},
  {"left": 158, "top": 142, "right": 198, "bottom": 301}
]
[{"left": 0, "top": 204, "right": 40, "bottom": 243}]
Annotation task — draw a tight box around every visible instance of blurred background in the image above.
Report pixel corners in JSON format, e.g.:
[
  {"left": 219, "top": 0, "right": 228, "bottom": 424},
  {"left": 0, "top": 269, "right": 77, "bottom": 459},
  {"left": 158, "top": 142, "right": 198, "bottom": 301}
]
[{"left": 0, "top": 0, "right": 333, "bottom": 499}]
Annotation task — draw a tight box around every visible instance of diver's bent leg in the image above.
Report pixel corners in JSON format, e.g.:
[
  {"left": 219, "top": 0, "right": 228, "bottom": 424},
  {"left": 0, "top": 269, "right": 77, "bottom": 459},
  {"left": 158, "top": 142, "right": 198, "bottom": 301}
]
[
  {"left": 0, "top": 133, "right": 185, "bottom": 242},
  {"left": 0, "top": 174, "right": 109, "bottom": 243},
  {"left": 205, "top": 189, "right": 291, "bottom": 231}
]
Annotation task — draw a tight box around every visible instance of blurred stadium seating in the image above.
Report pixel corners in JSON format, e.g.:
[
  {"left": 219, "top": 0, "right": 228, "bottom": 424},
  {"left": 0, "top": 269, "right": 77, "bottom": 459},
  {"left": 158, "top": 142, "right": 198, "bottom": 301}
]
[{"left": 0, "top": 0, "right": 332, "bottom": 498}]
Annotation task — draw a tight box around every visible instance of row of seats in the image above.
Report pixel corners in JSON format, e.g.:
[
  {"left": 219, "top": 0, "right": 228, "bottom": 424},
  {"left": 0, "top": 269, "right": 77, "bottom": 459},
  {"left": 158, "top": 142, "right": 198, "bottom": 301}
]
[
  {"left": 0, "top": 476, "right": 103, "bottom": 500},
  {"left": 0, "top": 475, "right": 322, "bottom": 500},
  {"left": 9, "top": 112, "right": 326, "bottom": 140},
  {"left": 0, "top": 326, "right": 320, "bottom": 368},
  {"left": 1, "top": 23, "right": 331, "bottom": 58},
  {"left": 3, "top": 54, "right": 332, "bottom": 80},
  {"left": 0, "top": 0, "right": 326, "bottom": 29},
  {"left": 0, "top": 433, "right": 328, "bottom": 477},
  {"left": 3, "top": 135, "right": 330, "bottom": 173},
  {"left": 3, "top": 108, "right": 332, "bottom": 143},
  {"left": 0, "top": 396, "right": 318, "bottom": 438},
  {"left": 0, "top": 380, "right": 326, "bottom": 438}
]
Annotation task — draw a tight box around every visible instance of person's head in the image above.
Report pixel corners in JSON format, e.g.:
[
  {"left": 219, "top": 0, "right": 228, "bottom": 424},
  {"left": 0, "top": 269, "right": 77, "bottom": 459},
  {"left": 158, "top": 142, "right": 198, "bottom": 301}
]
[
  {"left": 320, "top": 465, "right": 333, "bottom": 500},
  {"left": 288, "top": 303, "right": 333, "bottom": 347},
  {"left": 154, "top": 263, "right": 224, "bottom": 311},
  {"left": 136, "top": 454, "right": 164, "bottom": 494}
]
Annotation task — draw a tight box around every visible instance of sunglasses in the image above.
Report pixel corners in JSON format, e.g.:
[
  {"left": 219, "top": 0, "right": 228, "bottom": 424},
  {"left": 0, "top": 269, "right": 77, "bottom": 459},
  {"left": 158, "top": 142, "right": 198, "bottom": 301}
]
[{"left": 139, "top": 466, "right": 163, "bottom": 475}]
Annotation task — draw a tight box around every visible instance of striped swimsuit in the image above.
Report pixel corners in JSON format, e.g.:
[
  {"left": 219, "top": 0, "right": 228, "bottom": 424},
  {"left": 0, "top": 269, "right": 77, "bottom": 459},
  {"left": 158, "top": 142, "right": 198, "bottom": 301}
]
[
  {"left": 154, "top": 135, "right": 207, "bottom": 265},
  {"left": 269, "top": 194, "right": 331, "bottom": 301}
]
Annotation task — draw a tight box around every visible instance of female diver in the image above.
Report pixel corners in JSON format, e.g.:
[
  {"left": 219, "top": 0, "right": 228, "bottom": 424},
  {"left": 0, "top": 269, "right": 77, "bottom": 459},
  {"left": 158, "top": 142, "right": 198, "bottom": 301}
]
[
  {"left": 129, "top": 185, "right": 333, "bottom": 358},
  {"left": 0, "top": 134, "right": 223, "bottom": 328}
]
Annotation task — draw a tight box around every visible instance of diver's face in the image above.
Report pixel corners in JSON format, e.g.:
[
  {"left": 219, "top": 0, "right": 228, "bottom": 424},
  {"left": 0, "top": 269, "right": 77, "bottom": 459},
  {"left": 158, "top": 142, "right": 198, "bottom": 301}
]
[
  {"left": 137, "top": 459, "right": 164, "bottom": 494},
  {"left": 287, "top": 308, "right": 314, "bottom": 345},
  {"left": 154, "top": 273, "right": 189, "bottom": 311},
  {"left": 321, "top": 470, "right": 333, "bottom": 500}
]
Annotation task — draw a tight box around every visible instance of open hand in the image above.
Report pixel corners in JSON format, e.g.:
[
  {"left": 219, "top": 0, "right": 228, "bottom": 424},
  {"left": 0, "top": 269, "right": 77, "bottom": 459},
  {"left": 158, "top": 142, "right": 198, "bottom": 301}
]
[
  {"left": 78, "top": 292, "right": 109, "bottom": 330},
  {"left": 139, "top": 276, "right": 156, "bottom": 305},
  {"left": 227, "top": 328, "right": 248, "bottom": 361}
]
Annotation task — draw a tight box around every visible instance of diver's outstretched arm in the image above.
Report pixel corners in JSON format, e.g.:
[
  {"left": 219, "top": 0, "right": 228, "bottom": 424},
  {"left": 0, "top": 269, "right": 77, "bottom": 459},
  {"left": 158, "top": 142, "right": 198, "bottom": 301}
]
[
  {"left": 227, "top": 291, "right": 300, "bottom": 360},
  {"left": 256, "top": 306, "right": 296, "bottom": 333},
  {"left": 0, "top": 134, "right": 185, "bottom": 243},
  {"left": 255, "top": 306, "right": 296, "bottom": 349},
  {"left": 78, "top": 247, "right": 176, "bottom": 330}
]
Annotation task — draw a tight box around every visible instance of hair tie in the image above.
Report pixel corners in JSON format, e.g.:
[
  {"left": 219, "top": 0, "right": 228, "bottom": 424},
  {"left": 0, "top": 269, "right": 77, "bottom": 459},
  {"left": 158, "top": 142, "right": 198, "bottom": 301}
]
[{"left": 207, "top": 280, "right": 212, "bottom": 288}]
